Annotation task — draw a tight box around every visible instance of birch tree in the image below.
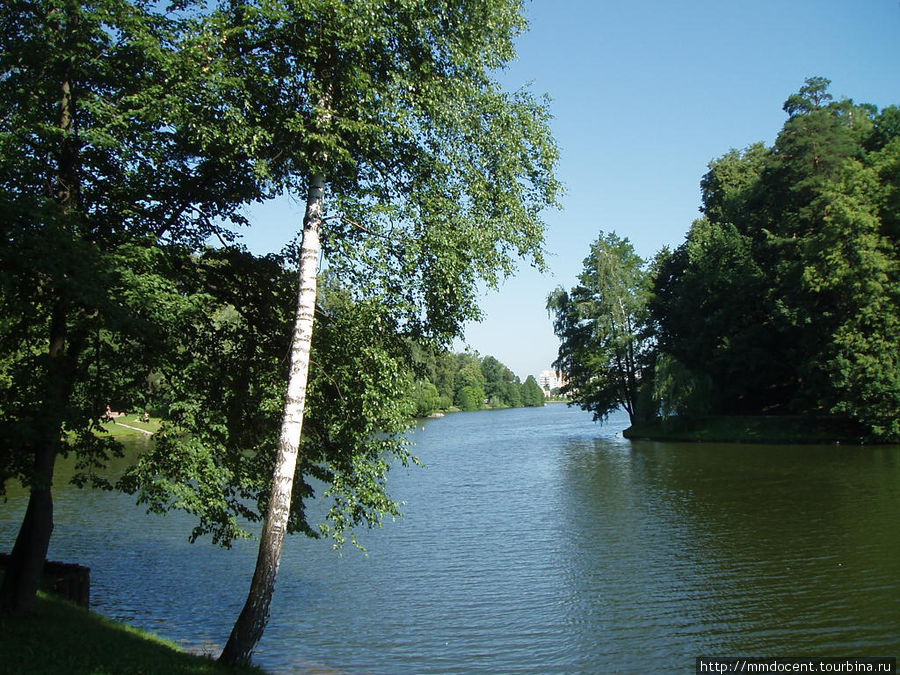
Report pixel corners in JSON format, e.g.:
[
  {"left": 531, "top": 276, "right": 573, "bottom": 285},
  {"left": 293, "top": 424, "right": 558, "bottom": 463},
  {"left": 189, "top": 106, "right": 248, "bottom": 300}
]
[
  {"left": 124, "top": 0, "right": 561, "bottom": 665},
  {"left": 547, "top": 232, "right": 653, "bottom": 425}
]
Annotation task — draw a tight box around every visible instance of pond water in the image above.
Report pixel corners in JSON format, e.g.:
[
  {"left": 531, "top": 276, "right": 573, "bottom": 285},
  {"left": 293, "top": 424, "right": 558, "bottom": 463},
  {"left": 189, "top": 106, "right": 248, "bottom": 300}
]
[{"left": 2, "top": 405, "right": 898, "bottom": 673}]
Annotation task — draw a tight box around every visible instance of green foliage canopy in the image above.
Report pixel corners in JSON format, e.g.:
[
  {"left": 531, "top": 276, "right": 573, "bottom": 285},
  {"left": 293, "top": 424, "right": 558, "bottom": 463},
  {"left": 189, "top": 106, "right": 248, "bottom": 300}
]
[
  {"left": 548, "top": 232, "right": 654, "bottom": 424},
  {"left": 199, "top": 0, "right": 561, "bottom": 342},
  {"left": 521, "top": 375, "right": 545, "bottom": 407},
  {"left": 118, "top": 254, "right": 417, "bottom": 549},
  {"left": 408, "top": 348, "right": 541, "bottom": 415},
  {"left": 2, "top": 0, "right": 562, "bottom": 621},
  {"left": 651, "top": 78, "right": 898, "bottom": 438},
  {"left": 115, "top": 0, "right": 561, "bottom": 556}
]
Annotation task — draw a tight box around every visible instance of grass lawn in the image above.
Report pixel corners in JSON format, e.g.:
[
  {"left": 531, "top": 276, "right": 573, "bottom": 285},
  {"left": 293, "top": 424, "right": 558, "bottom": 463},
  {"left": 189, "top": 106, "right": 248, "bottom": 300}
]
[
  {"left": 97, "top": 413, "right": 162, "bottom": 437},
  {"left": 0, "top": 589, "right": 264, "bottom": 675}
]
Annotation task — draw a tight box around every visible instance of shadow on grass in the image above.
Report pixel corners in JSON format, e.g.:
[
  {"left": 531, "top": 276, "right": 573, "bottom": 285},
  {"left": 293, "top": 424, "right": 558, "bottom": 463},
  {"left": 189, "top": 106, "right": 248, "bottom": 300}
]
[{"left": 0, "top": 591, "right": 264, "bottom": 675}]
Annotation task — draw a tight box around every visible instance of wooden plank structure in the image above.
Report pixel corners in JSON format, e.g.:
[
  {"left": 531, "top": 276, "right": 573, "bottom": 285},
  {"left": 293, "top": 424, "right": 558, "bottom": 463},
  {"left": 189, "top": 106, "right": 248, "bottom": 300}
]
[{"left": 0, "top": 553, "right": 90, "bottom": 608}]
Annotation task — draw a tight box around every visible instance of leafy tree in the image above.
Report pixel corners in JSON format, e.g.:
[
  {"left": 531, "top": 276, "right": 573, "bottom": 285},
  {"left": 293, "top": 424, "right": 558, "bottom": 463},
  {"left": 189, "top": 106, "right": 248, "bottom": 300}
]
[
  {"left": 797, "top": 158, "right": 899, "bottom": 437},
  {"left": 424, "top": 350, "right": 459, "bottom": 403},
  {"left": 698, "top": 142, "right": 769, "bottom": 237},
  {"left": 0, "top": 0, "right": 264, "bottom": 614},
  {"left": 481, "top": 355, "right": 522, "bottom": 408},
  {"left": 521, "top": 375, "right": 545, "bottom": 407},
  {"left": 119, "top": 253, "right": 416, "bottom": 547},
  {"left": 750, "top": 79, "right": 896, "bottom": 428},
  {"left": 650, "top": 353, "right": 712, "bottom": 419},
  {"left": 548, "top": 232, "right": 653, "bottom": 425},
  {"left": 651, "top": 219, "right": 785, "bottom": 413},
  {"left": 650, "top": 78, "right": 898, "bottom": 438},
  {"left": 497, "top": 380, "right": 524, "bottom": 408},
  {"left": 409, "top": 380, "right": 447, "bottom": 417},
  {"left": 455, "top": 386, "right": 485, "bottom": 412},
  {"left": 454, "top": 353, "right": 487, "bottom": 411},
  {"left": 109, "top": 0, "right": 560, "bottom": 664},
  {"left": 408, "top": 348, "right": 526, "bottom": 412}
]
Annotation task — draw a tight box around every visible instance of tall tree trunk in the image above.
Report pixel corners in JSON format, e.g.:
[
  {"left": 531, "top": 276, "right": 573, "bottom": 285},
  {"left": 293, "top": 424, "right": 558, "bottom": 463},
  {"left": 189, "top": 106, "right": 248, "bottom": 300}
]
[
  {"left": 219, "top": 173, "right": 325, "bottom": 666},
  {"left": 0, "top": 302, "right": 70, "bottom": 615},
  {"left": 0, "top": 56, "right": 78, "bottom": 616}
]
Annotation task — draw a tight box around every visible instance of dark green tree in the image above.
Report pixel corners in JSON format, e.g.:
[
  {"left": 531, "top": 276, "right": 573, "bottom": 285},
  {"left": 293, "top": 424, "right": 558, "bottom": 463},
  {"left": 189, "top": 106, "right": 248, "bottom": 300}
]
[
  {"left": 797, "top": 157, "right": 899, "bottom": 438},
  {"left": 755, "top": 78, "right": 895, "bottom": 428},
  {"left": 651, "top": 219, "right": 785, "bottom": 413},
  {"left": 481, "top": 355, "right": 522, "bottom": 408},
  {"left": 521, "top": 375, "right": 545, "bottom": 407},
  {"left": 0, "top": 0, "right": 264, "bottom": 614},
  {"left": 650, "top": 78, "right": 898, "bottom": 437},
  {"left": 408, "top": 348, "right": 527, "bottom": 413}
]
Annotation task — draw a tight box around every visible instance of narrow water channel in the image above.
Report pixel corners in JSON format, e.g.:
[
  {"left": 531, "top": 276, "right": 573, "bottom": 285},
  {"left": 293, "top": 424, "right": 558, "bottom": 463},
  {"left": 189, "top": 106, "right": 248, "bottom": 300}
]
[{"left": 2, "top": 405, "right": 898, "bottom": 673}]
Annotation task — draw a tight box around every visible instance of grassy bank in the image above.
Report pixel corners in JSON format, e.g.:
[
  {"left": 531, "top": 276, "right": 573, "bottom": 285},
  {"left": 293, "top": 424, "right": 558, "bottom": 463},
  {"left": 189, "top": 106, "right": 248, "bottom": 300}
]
[
  {"left": 98, "top": 413, "right": 162, "bottom": 437},
  {"left": 623, "top": 415, "right": 870, "bottom": 444},
  {"left": 0, "top": 591, "right": 263, "bottom": 675}
]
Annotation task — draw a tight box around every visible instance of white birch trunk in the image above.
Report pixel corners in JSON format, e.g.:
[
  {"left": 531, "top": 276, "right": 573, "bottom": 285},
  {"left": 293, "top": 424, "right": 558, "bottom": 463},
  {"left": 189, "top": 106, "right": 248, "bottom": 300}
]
[{"left": 219, "top": 173, "right": 325, "bottom": 665}]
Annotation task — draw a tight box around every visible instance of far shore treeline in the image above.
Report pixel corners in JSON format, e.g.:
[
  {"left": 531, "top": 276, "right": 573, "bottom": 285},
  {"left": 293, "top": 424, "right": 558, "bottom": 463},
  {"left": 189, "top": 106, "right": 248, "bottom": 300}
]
[
  {"left": 550, "top": 78, "right": 898, "bottom": 443},
  {"left": 408, "top": 347, "right": 546, "bottom": 416}
]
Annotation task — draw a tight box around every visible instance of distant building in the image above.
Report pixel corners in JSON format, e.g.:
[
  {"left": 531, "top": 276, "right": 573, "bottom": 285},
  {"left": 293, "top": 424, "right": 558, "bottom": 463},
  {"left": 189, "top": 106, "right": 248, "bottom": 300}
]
[{"left": 538, "top": 369, "right": 566, "bottom": 397}]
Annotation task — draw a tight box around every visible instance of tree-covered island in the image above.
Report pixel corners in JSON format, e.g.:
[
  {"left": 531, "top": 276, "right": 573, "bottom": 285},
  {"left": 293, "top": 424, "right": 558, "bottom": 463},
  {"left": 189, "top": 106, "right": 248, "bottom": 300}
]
[{"left": 549, "top": 78, "right": 898, "bottom": 444}]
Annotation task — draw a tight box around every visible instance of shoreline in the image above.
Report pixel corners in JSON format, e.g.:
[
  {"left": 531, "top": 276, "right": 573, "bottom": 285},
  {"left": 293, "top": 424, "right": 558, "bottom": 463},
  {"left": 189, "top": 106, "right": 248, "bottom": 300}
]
[{"left": 623, "top": 415, "right": 881, "bottom": 445}]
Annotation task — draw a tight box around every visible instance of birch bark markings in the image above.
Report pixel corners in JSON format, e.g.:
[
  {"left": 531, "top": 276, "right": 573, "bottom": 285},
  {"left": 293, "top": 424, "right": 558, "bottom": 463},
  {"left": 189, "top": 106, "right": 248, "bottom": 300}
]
[{"left": 219, "top": 173, "right": 325, "bottom": 665}]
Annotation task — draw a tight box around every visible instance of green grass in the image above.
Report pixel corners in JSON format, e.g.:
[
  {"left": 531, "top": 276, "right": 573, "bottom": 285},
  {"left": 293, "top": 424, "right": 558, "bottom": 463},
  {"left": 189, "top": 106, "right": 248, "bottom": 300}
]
[
  {"left": 0, "top": 591, "right": 264, "bottom": 675},
  {"left": 97, "top": 413, "right": 162, "bottom": 437},
  {"left": 624, "top": 415, "right": 870, "bottom": 444}
]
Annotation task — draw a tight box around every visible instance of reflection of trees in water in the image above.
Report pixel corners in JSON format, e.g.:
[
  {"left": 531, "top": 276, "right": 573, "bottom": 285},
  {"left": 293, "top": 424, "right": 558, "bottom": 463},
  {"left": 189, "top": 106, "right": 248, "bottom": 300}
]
[
  {"left": 1, "top": 411, "right": 897, "bottom": 670},
  {"left": 556, "top": 439, "right": 900, "bottom": 663},
  {"left": 2, "top": 434, "right": 154, "bottom": 502},
  {"left": 0, "top": 433, "right": 254, "bottom": 657}
]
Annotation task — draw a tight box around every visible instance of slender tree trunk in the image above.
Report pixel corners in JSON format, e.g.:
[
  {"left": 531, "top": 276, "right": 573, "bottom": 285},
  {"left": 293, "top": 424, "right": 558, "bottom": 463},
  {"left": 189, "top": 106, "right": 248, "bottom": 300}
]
[{"left": 219, "top": 173, "right": 325, "bottom": 666}]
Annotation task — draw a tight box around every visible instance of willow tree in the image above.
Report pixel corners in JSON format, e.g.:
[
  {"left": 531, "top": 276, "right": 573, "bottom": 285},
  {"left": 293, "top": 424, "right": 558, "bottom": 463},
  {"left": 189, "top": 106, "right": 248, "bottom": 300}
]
[{"left": 134, "top": 0, "right": 561, "bottom": 665}]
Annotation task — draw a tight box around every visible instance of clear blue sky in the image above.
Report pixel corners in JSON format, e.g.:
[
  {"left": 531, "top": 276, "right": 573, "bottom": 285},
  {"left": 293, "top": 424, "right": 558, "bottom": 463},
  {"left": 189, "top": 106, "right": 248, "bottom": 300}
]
[{"left": 238, "top": 0, "right": 900, "bottom": 382}]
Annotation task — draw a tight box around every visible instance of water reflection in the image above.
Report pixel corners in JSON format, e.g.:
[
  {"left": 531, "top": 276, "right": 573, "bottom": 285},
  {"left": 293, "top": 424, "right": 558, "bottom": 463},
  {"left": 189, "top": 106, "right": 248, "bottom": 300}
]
[
  {"left": 559, "top": 435, "right": 900, "bottom": 669},
  {"left": 2, "top": 408, "right": 898, "bottom": 673}
]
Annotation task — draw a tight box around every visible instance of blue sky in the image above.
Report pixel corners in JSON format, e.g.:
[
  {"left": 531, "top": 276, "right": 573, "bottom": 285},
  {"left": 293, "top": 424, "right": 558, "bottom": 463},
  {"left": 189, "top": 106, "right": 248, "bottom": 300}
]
[{"left": 238, "top": 0, "right": 900, "bottom": 381}]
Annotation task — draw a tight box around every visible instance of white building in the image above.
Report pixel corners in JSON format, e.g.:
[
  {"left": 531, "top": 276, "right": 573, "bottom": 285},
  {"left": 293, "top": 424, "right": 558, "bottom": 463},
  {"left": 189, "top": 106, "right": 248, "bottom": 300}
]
[{"left": 538, "top": 369, "right": 565, "bottom": 396}]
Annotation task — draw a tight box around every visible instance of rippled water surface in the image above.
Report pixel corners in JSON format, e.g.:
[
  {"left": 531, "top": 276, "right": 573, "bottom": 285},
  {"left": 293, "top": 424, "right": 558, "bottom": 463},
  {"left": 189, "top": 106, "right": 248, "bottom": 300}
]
[{"left": 2, "top": 405, "right": 899, "bottom": 673}]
